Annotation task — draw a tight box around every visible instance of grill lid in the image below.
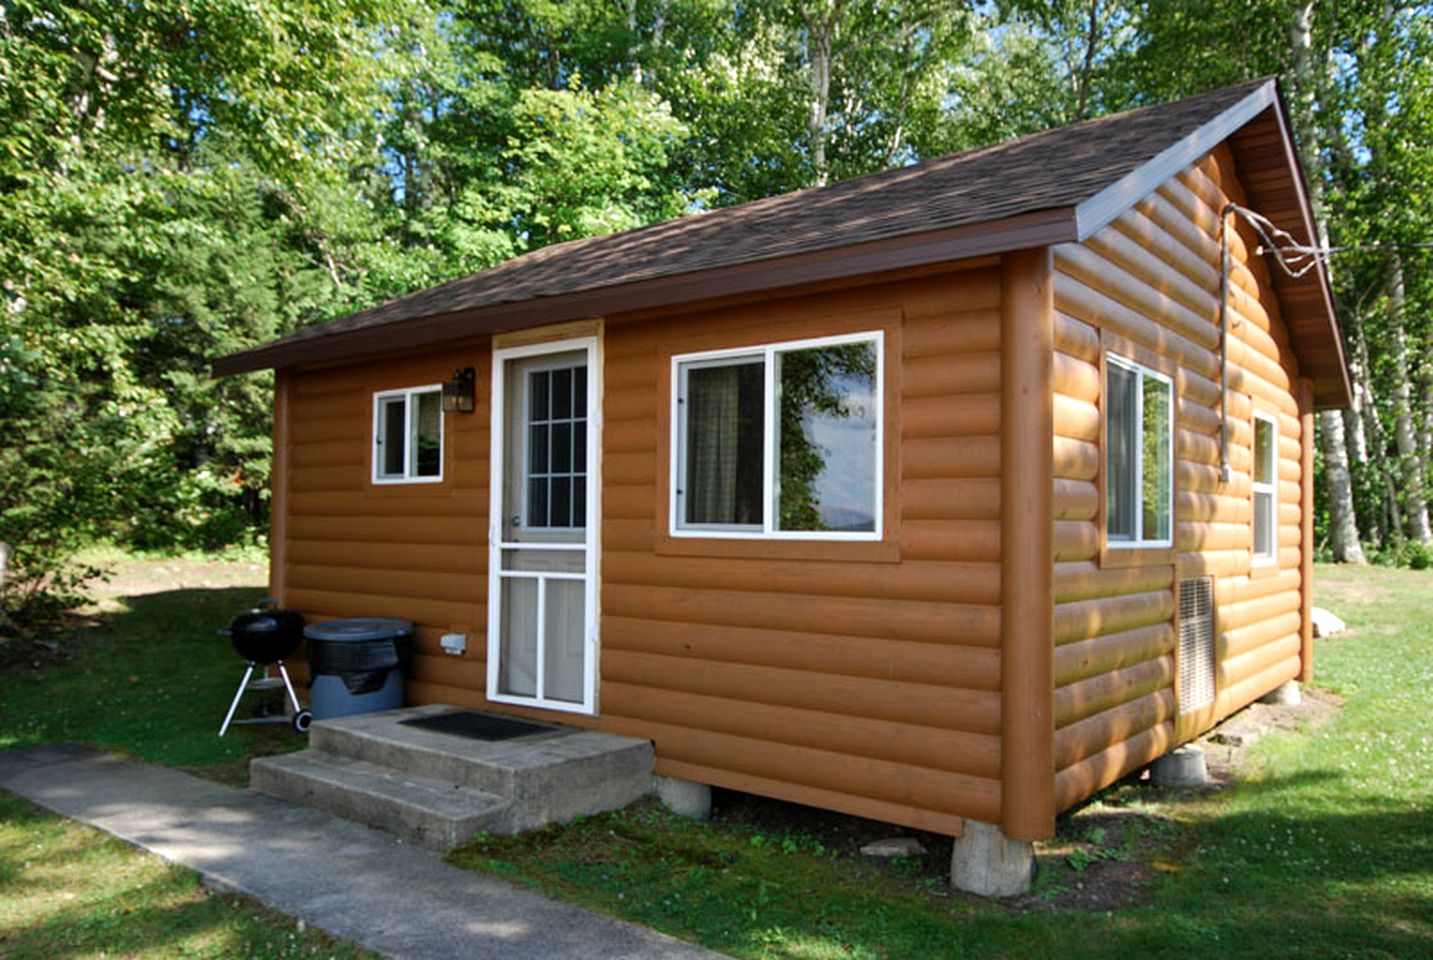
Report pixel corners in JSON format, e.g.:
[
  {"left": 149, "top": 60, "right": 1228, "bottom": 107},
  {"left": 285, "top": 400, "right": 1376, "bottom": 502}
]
[{"left": 226, "top": 609, "right": 305, "bottom": 664}]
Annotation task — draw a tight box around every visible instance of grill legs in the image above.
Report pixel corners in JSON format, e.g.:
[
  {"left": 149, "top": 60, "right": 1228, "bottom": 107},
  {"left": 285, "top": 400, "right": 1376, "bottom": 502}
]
[
  {"left": 218, "top": 660, "right": 309, "bottom": 737},
  {"left": 218, "top": 662, "right": 256, "bottom": 738}
]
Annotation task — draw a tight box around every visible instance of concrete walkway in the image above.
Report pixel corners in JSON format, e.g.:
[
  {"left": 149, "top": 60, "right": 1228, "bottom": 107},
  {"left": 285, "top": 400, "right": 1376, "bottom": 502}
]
[{"left": 0, "top": 745, "right": 723, "bottom": 960}]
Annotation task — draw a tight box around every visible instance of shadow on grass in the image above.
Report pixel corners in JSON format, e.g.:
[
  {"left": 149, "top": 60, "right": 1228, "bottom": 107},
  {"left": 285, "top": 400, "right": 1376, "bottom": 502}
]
[
  {"left": 451, "top": 767, "right": 1433, "bottom": 960},
  {"left": 0, "top": 871, "right": 234, "bottom": 960},
  {"left": 0, "top": 586, "right": 304, "bottom": 774}
]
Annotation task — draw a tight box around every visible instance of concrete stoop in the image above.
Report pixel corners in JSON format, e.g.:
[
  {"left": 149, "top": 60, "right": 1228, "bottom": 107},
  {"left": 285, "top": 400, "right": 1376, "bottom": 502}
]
[{"left": 250, "top": 704, "right": 654, "bottom": 851}]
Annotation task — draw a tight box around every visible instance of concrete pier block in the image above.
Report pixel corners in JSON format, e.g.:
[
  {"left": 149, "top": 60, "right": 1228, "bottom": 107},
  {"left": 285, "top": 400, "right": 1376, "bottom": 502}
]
[
  {"left": 949, "top": 820, "right": 1033, "bottom": 897},
  {"left": 655, "top": 775, "right": 711, "bottom": 819},
  {"left": 1149, "top": 745, "right": 1210, "bottom": 787},
  {"left": 1259, "top": 680, "right": 1302, "bottom": 707}
]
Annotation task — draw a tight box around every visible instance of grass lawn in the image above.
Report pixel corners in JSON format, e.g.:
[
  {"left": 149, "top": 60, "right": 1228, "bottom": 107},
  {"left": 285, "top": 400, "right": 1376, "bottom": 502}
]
[
  {"left": 447, "top": 564, "right": 1433, "bottom": 959},
  {"left": 0, "top": 548, "right": 297, "bottom": 782},
  {"left": 1, "top": 554, "right": 1430, "bottom": 958},
  {"left": 0, "top": 550, "right": 367, "bottom": 957},
  {"left": 0, "top": 791, "right": 372, "bottom": 959}
]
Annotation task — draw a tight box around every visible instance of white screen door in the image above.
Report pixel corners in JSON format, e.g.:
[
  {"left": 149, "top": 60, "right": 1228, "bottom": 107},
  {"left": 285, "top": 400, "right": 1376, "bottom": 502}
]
[{"left": 487, "top": 337, "right": 599, "bottom": 714}]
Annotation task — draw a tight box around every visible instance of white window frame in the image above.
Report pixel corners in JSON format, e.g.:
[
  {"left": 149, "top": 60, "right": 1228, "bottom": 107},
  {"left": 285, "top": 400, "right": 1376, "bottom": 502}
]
[
  {"left": 669, "top": 330, "right": 884, "bottom": 542},
  {"left": 1252, "top": 411, "right": 1278, "bottom": 566},
  {"left": 372, "top": 384, "right": 445, "bottom": 484},
  {"left": 1105, "top": 354, "right": 1174, "bottom": 549}
]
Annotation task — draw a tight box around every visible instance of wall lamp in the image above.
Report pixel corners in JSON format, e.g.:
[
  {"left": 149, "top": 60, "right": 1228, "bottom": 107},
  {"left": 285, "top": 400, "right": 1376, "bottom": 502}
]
[{"left": 441, "top": 366, "right": 476, "bottom": 413}]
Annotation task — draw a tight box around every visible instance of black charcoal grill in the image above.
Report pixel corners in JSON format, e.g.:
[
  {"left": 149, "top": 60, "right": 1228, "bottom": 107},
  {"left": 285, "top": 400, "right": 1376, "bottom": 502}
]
[{"left": 218, "top": 602, "right": 313, "bottom": 736}]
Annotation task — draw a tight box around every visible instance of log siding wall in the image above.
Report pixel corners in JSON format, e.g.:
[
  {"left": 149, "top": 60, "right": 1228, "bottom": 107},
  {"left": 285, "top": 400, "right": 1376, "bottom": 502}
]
[
  {"left": 272, "top": 143, "right": 1315, "bottom": 838},
  {"left": 1050, "top": 146, "right": 1307, "bottom": 811},
  {"left": 281, "top": 341, "right": 493, "bottom": 699},
  {"left": 599, "top": 269, "right": 1004, "bottom": 836},
  {"left": 279, "top": 269, "right": 1004, "bottom": 837}
]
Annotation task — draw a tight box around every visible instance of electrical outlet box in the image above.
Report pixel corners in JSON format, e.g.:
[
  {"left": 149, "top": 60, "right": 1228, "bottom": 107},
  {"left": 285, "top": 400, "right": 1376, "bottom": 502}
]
[{"left": 439, "top": 633, "right": 467, "bottom": 656}]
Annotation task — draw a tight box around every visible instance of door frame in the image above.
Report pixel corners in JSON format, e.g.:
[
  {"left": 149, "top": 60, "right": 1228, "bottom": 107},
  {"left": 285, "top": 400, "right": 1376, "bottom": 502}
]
[{"left": 486, "top": 335, "right": 601, "bottom": 715}]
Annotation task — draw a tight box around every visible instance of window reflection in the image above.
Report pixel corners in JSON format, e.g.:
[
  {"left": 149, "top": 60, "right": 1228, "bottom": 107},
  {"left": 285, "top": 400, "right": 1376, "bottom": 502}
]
[{"left": 776, "top": 342, "right": 878, "bottom": 532}]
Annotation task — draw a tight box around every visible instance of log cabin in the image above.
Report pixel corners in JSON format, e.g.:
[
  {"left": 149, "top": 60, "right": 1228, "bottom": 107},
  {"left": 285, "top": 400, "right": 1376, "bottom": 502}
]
[{"left": 215, "top": 76, "right": 1350, "bottom": 890}]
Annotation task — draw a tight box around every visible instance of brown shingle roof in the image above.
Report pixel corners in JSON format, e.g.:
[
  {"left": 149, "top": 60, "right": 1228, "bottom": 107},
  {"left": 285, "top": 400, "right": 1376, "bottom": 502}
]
[{"left": 214, "top": 76, "right": 1347, "bottom": 407}]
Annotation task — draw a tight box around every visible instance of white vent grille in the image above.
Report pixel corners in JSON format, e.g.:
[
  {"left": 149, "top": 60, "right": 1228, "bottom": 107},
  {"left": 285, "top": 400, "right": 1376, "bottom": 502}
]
[{"left": 1178, "top": 577, "right": 1216, "bottom": 712}]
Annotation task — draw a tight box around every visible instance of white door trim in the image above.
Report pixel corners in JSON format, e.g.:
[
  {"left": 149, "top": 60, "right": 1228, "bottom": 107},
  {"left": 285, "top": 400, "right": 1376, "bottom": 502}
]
[{"left": 486, "top": 336, "right": 600, "bottom": 715}]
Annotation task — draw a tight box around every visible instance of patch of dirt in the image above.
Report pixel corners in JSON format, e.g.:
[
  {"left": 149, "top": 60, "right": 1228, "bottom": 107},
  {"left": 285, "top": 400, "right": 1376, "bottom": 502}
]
[
  {"left": 90, "top": 558, "right": 267, "bottom": 607},
  {"left": 1313, "top": 578, "right": 1385, "bottom": 603},
  {"left": 712, "top": 788, "right": 956, "bottom": 871},
  {"left": 701, "top": 686, "right": 1344, "bottom": 914},
  {"left": 1197, "top": 684, "right": 1343, "bottom": 786},
  {"left": 2, "top": 556, "right": 266, "bottom": 676},
  {"left": 1009, "top": 806, "right": 1169, "bottom": 912},
  {"left": 0, "top": 613, "right": 104, "bottom": 677}
]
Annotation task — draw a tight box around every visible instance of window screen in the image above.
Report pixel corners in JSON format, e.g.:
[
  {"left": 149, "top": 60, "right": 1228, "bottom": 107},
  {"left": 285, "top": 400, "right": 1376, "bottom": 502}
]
[
  {"left": 1106, "top": 362, "right": 1138, "bottom": 541},
  {"left": 379, "top": 397, "right": 406, "bottom": 478},
  {"left": 413, "top": 390, "right": 441, "bottom": 477}
]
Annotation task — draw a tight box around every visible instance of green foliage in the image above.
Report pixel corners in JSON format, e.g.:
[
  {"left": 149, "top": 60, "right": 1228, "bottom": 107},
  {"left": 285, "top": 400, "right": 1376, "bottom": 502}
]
[
  {"left": 0, "top": 0, "right": 403, "bottom": 617},
  {"left": 2, "top": 0, "right": 1429, "bottom": 607},
  {"left": 1366, "top": 539, "right": 1433, "bottom": 571}
]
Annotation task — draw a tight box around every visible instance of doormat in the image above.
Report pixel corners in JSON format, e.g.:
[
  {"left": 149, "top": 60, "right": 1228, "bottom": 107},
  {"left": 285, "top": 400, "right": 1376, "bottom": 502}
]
[{"left": 400, "top": 710, "right": 560, "bottom": 742}]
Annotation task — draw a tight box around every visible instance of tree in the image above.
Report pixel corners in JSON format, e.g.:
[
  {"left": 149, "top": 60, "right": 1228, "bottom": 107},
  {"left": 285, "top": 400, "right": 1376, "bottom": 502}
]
[{"left": 0, "top": 0, "right": 407, "bottom": 615}]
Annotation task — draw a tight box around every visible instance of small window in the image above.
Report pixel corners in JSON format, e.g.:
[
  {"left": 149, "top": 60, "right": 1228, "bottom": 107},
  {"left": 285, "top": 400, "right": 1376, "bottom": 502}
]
[
  {"left": 1252, "top": 412, "right": 1277, "bottom": 564},
  {"left": 1105, "top": 355, "right": 1172, "bottom": 547},
  {"left": 373, "top": 385, "right": 443, "bottom": 483},
  {"left": 672, "top": 332, "right": 882, "bottom": 539}
]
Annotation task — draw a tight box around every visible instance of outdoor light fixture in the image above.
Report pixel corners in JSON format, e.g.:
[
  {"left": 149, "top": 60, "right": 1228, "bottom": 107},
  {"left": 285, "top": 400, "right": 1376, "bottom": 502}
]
[{"left": 441, "top": 366, "right": 476, "bottom": 413}]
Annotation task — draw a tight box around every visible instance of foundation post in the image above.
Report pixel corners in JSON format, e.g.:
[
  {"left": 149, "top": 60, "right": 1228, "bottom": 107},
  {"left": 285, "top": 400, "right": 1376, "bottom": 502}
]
[
  {"left": 950, "top": 820, "right": 1034, "bottom": 897},
  {"left": 1261, "top": 680, "right": 1302, "bottom": 706},
  {"left": 1150, "top": 745, "right": 1210, "bottom": 787},
  {"left": 654, "top": 775, "right": 711, "bottom": 819}
]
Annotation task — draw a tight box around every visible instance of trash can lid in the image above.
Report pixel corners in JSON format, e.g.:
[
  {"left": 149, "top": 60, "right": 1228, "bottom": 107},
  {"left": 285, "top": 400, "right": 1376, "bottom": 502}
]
[{"left": 304, "top": 618, "right": 413, "bottom": 642}]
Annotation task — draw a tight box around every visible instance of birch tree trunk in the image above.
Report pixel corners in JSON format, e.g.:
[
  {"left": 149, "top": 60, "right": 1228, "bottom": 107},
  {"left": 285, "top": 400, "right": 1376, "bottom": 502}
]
[
  {"left": 1288, "top": 0, "right": 1365, "bottom": 560},
  {"left": 1340, "top": 311, "right": 1379, "bottom": 465},
  {"left": 1419, "top": 374, "right": 1433, "bottom": 490},
  {"left": 0, "top": 542, "right": 12, "bottom": 630},
  {"left": 627, "top": 0, "right": 643, "bottom": 85},
  {"left": 798, "top": 2, "right": 840, "bottom": 187},
  {"left": 1385, "top": 255, "right": 1432, "bottom": 542},
  {"left": 1320, "top": 413, "right": 1367, "bottom": 563}
]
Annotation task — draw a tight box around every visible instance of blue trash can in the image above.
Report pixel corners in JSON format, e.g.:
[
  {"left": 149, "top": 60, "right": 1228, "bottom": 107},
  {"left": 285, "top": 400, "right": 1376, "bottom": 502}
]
[{"left": 304, "top": 618, "right": 412, "bottom": 720}]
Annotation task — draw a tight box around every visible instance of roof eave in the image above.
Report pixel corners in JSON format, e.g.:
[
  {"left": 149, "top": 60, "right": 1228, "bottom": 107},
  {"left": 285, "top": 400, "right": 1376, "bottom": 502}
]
[
  {"left": 1071, "top": 78, "right": 1351, "bottom": 411},
  {"left": 212, "top": 206, "right": 1079, "bottom": 376},
  {"left": 1265, "top": 84, "right": 1353, "bottom": 411}
]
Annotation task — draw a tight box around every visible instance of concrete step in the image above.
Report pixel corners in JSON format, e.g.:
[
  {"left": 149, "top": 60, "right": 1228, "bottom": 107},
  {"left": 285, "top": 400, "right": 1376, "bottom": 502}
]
[
  {"left": 307, "top": 705, "right": 654, "bottom": 833},
  {"left": 251, "top": 750, "right": 513, "bottom": 850},
  {"left": 251, "top": 705, "right": 656, "bottom": 849}
]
